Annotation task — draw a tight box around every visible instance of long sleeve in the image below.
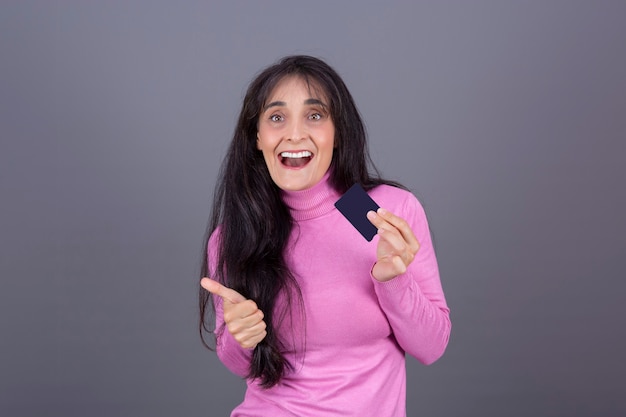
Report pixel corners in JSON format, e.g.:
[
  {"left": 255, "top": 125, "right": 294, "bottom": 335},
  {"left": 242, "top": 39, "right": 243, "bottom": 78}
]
[
  {"left": 372, "top": 192, "right": 451, "bottom": 364},
  {"left": 207, "top": 230, "right": 253, "bottom": 377}
]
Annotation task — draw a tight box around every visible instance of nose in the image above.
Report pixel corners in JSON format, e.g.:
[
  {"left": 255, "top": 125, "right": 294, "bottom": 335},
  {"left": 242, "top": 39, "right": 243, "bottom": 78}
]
[{"left": 287, "top": 118, "right": 306, "bottom": 142}]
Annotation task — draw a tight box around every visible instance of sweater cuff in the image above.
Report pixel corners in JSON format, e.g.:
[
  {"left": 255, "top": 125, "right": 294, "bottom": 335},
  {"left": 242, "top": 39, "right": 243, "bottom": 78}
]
[
  {"left": 370, "top": 268, "right": 413, "bottom": 294},
  {"left": 216, "top": 327, "right": 254, "bottom": 377}
]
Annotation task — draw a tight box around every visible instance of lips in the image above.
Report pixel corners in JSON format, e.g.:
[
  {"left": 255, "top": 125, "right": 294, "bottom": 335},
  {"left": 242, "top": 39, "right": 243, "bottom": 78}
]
[{"left": 279, "top": 150, "right": 313, "bottom": 168}]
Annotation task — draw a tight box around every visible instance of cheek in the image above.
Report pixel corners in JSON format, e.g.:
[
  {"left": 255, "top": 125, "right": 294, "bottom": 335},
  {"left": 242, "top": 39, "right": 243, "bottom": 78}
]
[
  {"left": 260, "top": 148, "right": 274, "bottom": 166},
  {"left": 258, "top": 146, "right": 278, "bottom": 171},
  {"left": 323, "top": 129, "right": 336, "bottom": 154},
  {"left": 256, "top": 130, "right": 267, "bottom": 151},
  {"left": 256, "top": 133, "right": 270, "bottom": 154}
]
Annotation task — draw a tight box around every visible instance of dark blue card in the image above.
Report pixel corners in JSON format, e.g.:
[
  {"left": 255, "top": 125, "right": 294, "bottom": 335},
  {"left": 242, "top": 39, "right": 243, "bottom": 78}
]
[{"left": 334, "top": 183, "right": 380, "bottom": 241}]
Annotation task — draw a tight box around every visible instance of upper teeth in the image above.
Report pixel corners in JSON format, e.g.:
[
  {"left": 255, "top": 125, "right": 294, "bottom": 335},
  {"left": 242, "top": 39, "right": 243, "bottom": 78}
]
[{"left": 281, "top": 151, "right": 312, "bottom": 158}]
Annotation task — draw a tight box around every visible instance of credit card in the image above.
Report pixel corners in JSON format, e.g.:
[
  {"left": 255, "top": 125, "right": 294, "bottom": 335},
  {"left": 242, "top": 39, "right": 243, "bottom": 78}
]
[{"left": 334, "top": 183, "right": 380, "bottom": 241}]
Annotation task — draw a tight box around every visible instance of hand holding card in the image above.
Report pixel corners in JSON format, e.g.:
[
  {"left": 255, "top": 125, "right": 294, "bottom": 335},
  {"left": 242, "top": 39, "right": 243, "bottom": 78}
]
[
  {"left": 335, "top": 183, "right": 421, "bottom": 281},
  {"left": 366, "top": 207, "right": 422, "bottom": 282}
]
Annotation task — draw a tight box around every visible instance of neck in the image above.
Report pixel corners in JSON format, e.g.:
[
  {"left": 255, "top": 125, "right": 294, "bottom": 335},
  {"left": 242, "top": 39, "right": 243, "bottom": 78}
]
[{"left": 281, "top": 171, "right": 340, "bottom": 221}]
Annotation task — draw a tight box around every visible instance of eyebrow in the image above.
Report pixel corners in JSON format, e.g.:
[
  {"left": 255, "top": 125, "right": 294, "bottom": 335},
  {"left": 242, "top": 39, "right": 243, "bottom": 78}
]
[{"left": 263, "top": 98, "right": 328, "bottom": 111}]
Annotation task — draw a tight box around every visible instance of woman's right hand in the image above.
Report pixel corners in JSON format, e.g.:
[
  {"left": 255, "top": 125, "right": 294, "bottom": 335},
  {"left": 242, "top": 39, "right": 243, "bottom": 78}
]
[{"left": 201, "top": 278, "right": 267, "bottom": 349}]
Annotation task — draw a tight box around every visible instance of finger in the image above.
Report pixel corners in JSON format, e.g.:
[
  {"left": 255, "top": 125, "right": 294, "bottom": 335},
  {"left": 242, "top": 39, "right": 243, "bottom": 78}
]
[
  {"left": 200, "top": 277, "right": 246, "bottom": 304},
  {"left": 227, "top": 314, "right": 267, "bottom": 349},
  {"left": 377, "top": 208, "right": 420, "bottom": 251},
  {"left": 227, "top": 315, "right": 265, "bottom": 335},
  {"left": 370, "top": 208, "right": 420, "bottom": 253},
  {"left": 372, "top": 256, "right": 407, "bottom": 282},
  {"left": 236, "top": 328, "right": 268, "bottom": 350},
  {"left": 367, "top": 210, "right": 406, "bottom": 245},
  {"left": 230, "top": 319, "right": 267, "bottom": 343},
  {"left": 367, "top": 209, "right": 385, "bottom": 228},
  {"left": 223, "top": 300, "right": 263, "bottom": 325},
  {"left": 367, "top": 209, "right": 401, "bottom": 235},
  {"left": 377, "top": 227, "right": 412, "bottom": 258}
]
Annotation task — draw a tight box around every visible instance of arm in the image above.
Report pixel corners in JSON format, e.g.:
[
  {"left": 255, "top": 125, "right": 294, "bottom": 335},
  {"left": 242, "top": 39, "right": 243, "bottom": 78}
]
[
  {"left": 205, "top": 232, "right": 261, "bottom": 377},
  {"left": 368, "top": 194, "right": 451, "bottom": 364},
  {"left": 212, "top": 292, "right": 255, "bottom": 377}
]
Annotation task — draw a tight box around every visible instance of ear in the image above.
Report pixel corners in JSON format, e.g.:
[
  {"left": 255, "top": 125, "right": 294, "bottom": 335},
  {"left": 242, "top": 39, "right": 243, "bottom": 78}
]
[{"left": 256, "top": 132, "right": 261, "bottom": 150}]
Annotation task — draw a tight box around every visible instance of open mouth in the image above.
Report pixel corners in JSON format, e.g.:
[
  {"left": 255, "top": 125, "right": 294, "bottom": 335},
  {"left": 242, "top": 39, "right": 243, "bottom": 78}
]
[{"left": 279, "top": 151, "right": 313, "bottom": 168}]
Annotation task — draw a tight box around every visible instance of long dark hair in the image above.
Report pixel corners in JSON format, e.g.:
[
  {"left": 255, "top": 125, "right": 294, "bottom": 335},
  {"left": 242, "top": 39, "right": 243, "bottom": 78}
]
[{"left": 199, "top": 55, "right": 402, "bottom": 388}]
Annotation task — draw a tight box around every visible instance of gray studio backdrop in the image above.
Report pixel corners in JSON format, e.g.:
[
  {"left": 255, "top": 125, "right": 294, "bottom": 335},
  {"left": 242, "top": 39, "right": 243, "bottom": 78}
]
[{"left": 1, "top": 1, "right": 625, "bottom": 416}]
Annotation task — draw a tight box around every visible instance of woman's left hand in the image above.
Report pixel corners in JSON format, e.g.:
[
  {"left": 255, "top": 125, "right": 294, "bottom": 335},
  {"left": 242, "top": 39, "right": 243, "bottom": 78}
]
[{"left": 366, "top": 208, "right": 421, "bottom": 282}]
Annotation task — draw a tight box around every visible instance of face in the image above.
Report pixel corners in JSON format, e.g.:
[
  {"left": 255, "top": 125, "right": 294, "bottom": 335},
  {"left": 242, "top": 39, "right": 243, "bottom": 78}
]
[{"left": 257, "top": 76, "right": 335, "bottom": 191}]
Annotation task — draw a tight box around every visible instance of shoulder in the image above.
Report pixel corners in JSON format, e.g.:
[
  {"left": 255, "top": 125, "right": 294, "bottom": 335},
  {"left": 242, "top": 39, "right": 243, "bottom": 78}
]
[
  {"left": 368, "top": 184, "right": 431, "bottom": 232},
  {"left": 368, "top": 184, "right": 425, "bottom": 214}
]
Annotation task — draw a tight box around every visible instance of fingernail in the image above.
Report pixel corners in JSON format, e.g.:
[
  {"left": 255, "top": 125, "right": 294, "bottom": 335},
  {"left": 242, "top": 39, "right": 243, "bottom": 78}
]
[
  {"left": 367, "top": 210, "right": 377, "bottom": 220},
  {"left": 378, "top": 208, "right": 388, "bottom": 215}
]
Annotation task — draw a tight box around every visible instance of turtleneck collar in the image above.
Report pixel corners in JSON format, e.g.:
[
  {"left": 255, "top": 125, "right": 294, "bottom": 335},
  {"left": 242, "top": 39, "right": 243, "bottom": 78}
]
[{"left": 281, "top": 171, "right": 341, "bottom": 221}]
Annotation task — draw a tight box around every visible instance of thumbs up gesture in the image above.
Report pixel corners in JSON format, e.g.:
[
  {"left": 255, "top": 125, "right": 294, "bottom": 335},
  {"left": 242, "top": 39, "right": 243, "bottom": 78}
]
[{"left": 201, "top": 278, "right": 267, "bottom": 350}]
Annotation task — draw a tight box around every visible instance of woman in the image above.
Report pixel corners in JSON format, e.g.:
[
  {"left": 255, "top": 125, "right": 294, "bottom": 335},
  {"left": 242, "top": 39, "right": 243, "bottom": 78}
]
[{"left": 199, "top": 55, "right": 451, "bottom": 416}]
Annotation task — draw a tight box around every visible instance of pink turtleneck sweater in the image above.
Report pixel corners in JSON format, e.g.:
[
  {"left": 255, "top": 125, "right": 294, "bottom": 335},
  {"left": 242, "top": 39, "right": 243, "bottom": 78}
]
[{"left": 208, "top": 174, "right": 451, "bottom": 417}]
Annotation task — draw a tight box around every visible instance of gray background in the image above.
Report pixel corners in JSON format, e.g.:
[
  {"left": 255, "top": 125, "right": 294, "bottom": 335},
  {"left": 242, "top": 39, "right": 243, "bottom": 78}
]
[{"left": 1, "top": 1, "right": 625, "bottom": 416}]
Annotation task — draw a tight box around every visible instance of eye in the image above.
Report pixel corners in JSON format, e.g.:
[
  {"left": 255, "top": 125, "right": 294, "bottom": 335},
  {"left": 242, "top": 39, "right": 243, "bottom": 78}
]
[
  {"left": 269, "top": 114, "right": 284, "bottom": 122},
  {"left": 309, "top": 113, "right": 322, "bottom": 121}
]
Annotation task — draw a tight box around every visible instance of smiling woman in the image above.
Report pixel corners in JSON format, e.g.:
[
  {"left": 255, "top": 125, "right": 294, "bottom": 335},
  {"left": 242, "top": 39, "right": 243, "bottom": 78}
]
[
  {"left": 198, "top": 55, "right": 451, "bottom": 417},
  {"left": 256, "top": 76, "right": 335, "bottom": 191}
]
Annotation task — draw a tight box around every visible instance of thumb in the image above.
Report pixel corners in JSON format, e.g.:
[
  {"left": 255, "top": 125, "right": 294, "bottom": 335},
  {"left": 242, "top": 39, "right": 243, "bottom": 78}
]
[{"left": 201, "top": 277, "right": 247, "bottom": 304}]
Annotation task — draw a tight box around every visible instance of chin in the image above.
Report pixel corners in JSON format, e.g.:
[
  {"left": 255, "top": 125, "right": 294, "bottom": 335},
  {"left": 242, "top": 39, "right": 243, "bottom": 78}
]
[
  {"left": 278, "top": 182, "right": 311, "bottom": 192},
  {"left": 274, "top": 176, "right": 316, "bottom": 191},
  {"left": 269, "top": 165, "right": 329, "bottom": 191}
]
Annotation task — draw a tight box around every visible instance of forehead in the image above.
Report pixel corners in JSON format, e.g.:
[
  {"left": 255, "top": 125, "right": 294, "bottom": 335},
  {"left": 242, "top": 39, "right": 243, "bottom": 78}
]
[{"left": 265, "top": 75, "right": 328, "bottom": 103}]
